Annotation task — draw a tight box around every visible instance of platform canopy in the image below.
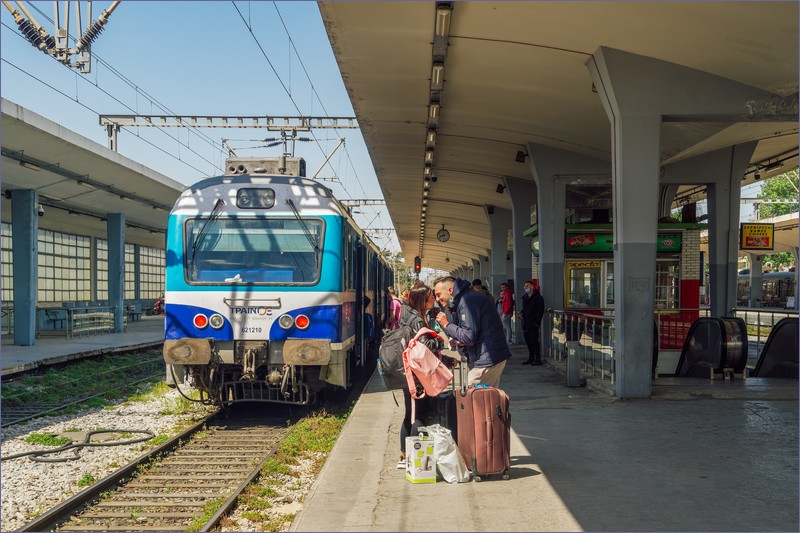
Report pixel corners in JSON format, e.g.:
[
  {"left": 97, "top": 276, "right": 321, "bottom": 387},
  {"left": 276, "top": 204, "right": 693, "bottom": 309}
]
[
  {"left": 1, "top": 99, "right": 185, "bottom": 247},
  {"left": 320, "top": 2, "right": 799, "bottom": 271}
]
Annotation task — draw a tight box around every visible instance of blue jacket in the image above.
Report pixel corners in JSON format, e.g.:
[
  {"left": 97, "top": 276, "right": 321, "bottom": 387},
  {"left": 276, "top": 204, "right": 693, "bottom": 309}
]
[{"left": 443, "top": 278, "right": 512, "bottom": 369}]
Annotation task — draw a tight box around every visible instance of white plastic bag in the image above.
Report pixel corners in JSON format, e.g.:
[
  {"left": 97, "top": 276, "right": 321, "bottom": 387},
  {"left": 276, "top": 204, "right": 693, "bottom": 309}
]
[{"left": 426, "top": 424, "right": 470, "bottom": 483}]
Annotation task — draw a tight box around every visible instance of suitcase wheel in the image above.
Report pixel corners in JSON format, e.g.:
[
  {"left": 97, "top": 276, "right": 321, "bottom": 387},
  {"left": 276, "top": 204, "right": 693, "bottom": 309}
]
[
  {"left": 473, "top": 475, "right": 482, "bottom": 483},
  {"left": 502, "top": 471, "right": 510, "bottom": 480}
]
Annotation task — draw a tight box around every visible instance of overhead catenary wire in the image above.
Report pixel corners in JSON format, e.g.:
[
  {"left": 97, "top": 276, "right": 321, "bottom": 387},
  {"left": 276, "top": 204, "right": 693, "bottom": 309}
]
[{"left": 1, "top": 55, "right": 211, "bottom": 177}]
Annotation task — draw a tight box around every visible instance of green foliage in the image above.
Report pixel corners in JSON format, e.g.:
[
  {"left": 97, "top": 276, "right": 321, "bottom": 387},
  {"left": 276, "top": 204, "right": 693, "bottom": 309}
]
[
  {"left": 757, "top": 169, "right": 799, "bottom": 219},
  {"left": 146, "top": 434, "right": 171, "bottom": 446},
  {"left": 24, "top": 433, "right": 71, "bottom": 446},
  {"left": 185, "top": 497, "right": 226, "bottom": 532},
  {"left": 77, "top": 474, "right": 96, "bottom": 487}
]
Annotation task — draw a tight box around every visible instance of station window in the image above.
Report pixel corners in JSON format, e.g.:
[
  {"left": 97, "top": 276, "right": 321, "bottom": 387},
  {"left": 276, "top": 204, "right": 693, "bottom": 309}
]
[
  {"left": 37, "top": 229, "right": 91, "bottom": 304},
  {"left": 140, "top": 245, "right": 165, "bottom": 300},
  {"left": 125, "top": 244, "right": 135, "bottom": 300},
  {"left": 655, "top": 260, "right": 680, "bottom": 310},
  {"left": 96, "top": 241, "right": 137, "bottom": 301},
  {"left": 1, "top": 223, "right": 12, "bottom": 303},
  {"left": 96, "top": 239, "right": 108, "bottom": 302}
]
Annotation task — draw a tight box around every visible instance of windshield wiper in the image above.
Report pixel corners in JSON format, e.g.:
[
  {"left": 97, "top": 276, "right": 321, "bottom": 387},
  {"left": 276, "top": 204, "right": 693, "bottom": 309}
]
[
  {"left": 190, "top": 199, "right": 225, "bottom": 263},
  {"left": 286, "top": 199, "right": 319, "bottom": 252}
]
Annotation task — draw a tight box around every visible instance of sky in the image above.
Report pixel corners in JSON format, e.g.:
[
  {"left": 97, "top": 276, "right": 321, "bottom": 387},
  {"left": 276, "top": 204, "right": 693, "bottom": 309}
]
[{"left": 1, "top": 0, "right": 402, "bottom": 253}]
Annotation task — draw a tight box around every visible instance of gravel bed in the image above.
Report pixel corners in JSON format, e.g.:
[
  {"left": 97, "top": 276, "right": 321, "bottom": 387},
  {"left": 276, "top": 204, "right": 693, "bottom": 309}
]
[
  {"left": 219, "top": 452, "right": 325, "bottom": 532},
  {"left": 0, "top": 387, "right": 214, "bottom": 531}
]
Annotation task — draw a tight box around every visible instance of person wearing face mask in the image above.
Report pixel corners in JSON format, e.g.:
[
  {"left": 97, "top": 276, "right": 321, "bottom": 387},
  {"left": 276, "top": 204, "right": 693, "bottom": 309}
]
[{"left": 519, "top": 280, "right": 545, "bottom": 365}]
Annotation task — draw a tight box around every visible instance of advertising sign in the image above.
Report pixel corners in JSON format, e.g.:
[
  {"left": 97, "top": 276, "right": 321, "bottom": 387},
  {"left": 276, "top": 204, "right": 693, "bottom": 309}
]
[
  {"left": 739, "top": 223, "right": 774, "bottom": 251},
  {"left": 564, "top": 233, "right": 682, "bottom": 253}
]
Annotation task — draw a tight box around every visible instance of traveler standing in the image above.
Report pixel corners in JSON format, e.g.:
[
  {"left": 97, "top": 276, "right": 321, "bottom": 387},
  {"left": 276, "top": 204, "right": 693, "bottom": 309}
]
[
  {"left": 433, "top": 276, "right": 511, "bottom": 388},
  {"left": 385, "top": 286, "right": 402, "bottom": 330},
  {"left": 398, "top": 282, "right": 443, "bottom": 468},
  {"left": 471, "top": 279, "right": 495, "bottom": 303},
  {"left": 520, "top": 281, "right": 545, "bottom": 365},
  {"left": 497, "top": 282, "right": 514, "bottom": 344}
]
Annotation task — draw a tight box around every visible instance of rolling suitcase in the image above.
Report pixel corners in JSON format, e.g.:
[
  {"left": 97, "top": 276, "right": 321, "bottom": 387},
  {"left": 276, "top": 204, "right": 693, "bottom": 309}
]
[{"left": 456, "top": 383, "right": 511, "bottom": 481}]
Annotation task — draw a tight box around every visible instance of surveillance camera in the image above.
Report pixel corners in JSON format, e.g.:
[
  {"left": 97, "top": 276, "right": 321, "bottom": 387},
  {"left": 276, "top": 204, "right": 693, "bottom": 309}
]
[
  {"left": 754, "top": 171, "right": 762, "bottom": 181},
  {"left": 37, "top": 204, "right": 44, "bottom": 217},
  {"left": 430, "top": 174, "right": 438, "bottom": 183}
]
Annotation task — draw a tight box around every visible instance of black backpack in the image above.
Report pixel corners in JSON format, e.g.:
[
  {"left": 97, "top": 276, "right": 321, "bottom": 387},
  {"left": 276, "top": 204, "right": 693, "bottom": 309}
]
[{"left": 378, "top": 312, "right": 415, "bottom": 390}]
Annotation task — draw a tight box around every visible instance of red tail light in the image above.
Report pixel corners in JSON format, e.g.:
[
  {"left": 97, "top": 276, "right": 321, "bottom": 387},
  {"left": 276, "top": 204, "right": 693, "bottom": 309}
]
[
  {"left": 194, "top": 314, "right": 208, "bottom": 329},
  {"left": 295, "top": 314, "right": 310, "bottom": 330}
]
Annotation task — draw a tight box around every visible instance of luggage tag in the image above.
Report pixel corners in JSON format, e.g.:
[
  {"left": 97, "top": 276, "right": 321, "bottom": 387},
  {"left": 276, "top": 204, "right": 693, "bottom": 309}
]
[{"left": 474, "top": 383, "right": 489, "bottom": 389}]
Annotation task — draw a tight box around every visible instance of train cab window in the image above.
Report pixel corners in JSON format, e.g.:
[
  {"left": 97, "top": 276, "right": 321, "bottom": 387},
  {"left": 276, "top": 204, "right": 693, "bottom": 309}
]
[{"left": 185, "top": 218, "right": 323, "bottom": 284}]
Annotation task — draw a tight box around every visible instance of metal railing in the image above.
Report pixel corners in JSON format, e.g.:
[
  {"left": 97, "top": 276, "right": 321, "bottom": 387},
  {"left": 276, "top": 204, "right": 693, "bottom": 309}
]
[
  {"left": 729, "top": 308, "right": 798, "bottom": 357},
  {"left": 1, "top": 306, "right": 13, "bottom": 336},
  {"left": 548, "top": 309, "right": 616, "bottom": 382},
  {"left": 38, "top": 306, "right": 125, "bottom": 338}
]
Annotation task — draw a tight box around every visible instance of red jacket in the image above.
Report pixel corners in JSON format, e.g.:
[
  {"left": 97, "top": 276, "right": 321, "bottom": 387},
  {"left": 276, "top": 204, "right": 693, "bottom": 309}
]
[{"left": 499, "top": 289, "right": 513, "bottom": 316}]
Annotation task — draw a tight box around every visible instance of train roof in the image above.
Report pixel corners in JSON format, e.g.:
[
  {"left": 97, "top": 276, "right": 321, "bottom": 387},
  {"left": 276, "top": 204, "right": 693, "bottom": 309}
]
[{"left": 187, "top": 174, "right": 333, "bottom": 197}]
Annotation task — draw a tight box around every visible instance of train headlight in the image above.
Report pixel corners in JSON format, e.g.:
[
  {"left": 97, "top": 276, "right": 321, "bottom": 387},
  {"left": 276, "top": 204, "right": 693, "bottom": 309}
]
[
  {"left": 278, "top": 314, "right": 294, "bottom": 329},
  {"left": 193, "top": 314, "right": 208, "bottom": 329},
  {"left": 295, "top": 314, "right": 310, "bottom": 330},
  {"left": 209, "top": 314, "right": 224, "bottom": 329}
]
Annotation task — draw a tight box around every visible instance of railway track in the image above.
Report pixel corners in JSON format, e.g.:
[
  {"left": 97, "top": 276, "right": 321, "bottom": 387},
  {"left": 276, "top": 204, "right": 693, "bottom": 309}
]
[
  {"left": 19, "top": 410, "right": 292, "bottom": 532},
  {"left": 1, "top": 352, "right": 164, "bottom": 428}
]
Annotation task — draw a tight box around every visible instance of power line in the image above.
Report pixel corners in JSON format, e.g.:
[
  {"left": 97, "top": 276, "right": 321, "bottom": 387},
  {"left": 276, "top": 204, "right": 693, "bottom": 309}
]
[
  {"left": 23, "top": 4, "right": 226, "bottom": 163},
  {"left": 1, "top": 55, "right": 210, "bottom": 177}
]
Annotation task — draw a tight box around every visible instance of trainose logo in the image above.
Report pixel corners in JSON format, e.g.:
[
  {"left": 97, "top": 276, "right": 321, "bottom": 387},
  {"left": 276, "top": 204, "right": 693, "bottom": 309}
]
[{"left": 231, "top": 307, "right": 274, "bottom": 316}]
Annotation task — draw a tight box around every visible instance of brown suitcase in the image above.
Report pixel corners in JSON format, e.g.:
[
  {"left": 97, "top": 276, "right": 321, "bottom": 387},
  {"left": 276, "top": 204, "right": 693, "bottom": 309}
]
[{"left": 456, "top": 384, "right": 511, "bottom": 481}]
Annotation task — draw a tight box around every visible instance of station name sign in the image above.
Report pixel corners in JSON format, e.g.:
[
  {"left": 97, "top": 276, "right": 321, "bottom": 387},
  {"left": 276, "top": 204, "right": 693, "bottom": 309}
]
[
  {"left": 739, "top": 223, "right": 774, "bottom": 251},
  {"left": 565, "top": 233, "right": 682, "bottom": 253}
]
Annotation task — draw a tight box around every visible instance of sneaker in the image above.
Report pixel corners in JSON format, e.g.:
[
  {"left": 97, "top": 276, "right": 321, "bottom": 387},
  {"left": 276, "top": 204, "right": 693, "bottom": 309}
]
[
  {"left": 396, "top": 459, "right": 406, "bottom": 469},
  {"left": 521, "top": 359, "right": 533, "bottom": 365}
]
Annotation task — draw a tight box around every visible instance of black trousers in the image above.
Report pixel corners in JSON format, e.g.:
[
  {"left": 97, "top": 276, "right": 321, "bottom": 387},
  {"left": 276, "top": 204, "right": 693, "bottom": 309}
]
[
  {"left": 523, "top": 325, "right": 541, "bottom": 360},
  {"left": 400, "top": 388, "right": 430, "bottom": 454}
]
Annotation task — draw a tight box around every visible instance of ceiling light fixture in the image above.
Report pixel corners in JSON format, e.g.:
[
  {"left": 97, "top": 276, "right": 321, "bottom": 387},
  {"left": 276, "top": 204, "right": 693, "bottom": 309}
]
[
  {"left": 19, "top": 160, "right": 41, "bottom": 172},
  {"left": 435, "top": 5, "right": 451, "bottom": 37},
  {"left": 429, "top": 102, "right": 440, "bottom": 120},
  {"left": 427, "top": 129, "right": 437, "bottom": 148},
  {"left": 425, "top": 150, "right": 434, "bottom": 163},
  {"left": 763, "top": 161, "right": 784, "bottom": 172},
  {"left": 77, "top": 180, "right": 95, "bottom": 190},
  {"left": 431, "top": 63, "right": 444, "bottom": 90}
]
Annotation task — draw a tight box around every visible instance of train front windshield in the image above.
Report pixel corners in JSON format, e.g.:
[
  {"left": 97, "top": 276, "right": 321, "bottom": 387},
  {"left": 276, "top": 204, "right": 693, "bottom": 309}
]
[{"left": 185, "top": 218, "right": 324, "bottom": 284}]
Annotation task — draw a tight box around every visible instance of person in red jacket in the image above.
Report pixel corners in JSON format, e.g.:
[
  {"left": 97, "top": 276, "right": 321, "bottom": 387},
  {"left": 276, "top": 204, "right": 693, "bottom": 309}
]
[{"left": 497, "top": 282, "right": 514, "bottom": 344}]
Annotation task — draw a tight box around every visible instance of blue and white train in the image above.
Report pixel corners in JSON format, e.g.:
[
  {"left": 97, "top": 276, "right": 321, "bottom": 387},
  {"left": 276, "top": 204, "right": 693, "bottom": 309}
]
[{"left": 163, "top": 157, "right": 393, "bottom": 405}]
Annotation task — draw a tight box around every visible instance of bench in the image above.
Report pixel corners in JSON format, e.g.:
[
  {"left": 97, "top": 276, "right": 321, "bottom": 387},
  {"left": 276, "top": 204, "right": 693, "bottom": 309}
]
[
  {"left": 127, "top": 304, "right": 142, "bottom": 322},
  {"left": 70, "top": 306, "right": 126, "bottom": 337}
]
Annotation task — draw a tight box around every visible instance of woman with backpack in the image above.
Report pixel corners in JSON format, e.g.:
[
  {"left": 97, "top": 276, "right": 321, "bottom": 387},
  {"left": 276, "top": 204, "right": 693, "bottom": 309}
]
[{"left": 398, "top": 281, "right": 444, "bottom": 468}]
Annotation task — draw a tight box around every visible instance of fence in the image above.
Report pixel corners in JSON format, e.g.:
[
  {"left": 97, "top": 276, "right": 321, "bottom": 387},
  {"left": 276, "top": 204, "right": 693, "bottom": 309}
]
[{"left": 547, "top": 306, "right": 799, "bottom": 384}]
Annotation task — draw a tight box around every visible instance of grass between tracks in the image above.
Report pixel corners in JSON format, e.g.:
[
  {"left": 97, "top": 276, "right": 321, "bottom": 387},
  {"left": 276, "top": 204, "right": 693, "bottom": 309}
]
[
  {"left": 214, "top": 408, "right": 351, "bottom": 532},
  {"left": 1, "top": 350, "right": 164, "bottom": 411}
]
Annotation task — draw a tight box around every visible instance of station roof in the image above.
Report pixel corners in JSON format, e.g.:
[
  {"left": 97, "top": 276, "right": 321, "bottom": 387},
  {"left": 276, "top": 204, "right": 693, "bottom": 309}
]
[
  {"left": 1, "top": 99, "right": 185, "bottom": 247},
  {"left": 320, "top": 2, "right": 799, "bottom": 271}
]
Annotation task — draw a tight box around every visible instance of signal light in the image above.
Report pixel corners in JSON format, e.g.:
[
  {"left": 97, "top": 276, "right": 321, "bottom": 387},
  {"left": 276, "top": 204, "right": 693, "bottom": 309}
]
[
  {"left": 414, "top": 256, "right": 421, "bottom": 274},
  {"left": 193, "top": 314, "right": 208, "bottom": 329},
  {"left": 295, "top": 314, "right": 310, "bottom": 330}
]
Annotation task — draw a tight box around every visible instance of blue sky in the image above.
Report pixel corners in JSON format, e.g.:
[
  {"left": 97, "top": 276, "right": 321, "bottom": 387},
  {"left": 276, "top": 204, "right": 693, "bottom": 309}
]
[{"left": 1, "top": 1, "right": 401, "bottom": 252}]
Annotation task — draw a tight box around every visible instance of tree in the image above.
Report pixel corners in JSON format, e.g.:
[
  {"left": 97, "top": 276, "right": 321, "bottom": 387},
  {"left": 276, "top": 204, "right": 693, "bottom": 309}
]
[{"left": 756, "top": 168, "right": 798, "bottom": 270}]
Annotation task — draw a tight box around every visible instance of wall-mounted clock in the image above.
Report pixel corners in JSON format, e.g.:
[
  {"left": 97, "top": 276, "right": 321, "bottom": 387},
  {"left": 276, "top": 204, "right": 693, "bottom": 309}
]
[{"left": 437, "top": 228, "right": 450, "bottom": 242}]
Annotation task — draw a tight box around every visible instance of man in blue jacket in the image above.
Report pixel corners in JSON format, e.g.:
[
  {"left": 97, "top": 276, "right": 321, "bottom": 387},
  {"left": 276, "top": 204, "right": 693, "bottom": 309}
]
[{"left": 433, "top": 276, "right": 512, "bottom": 388}]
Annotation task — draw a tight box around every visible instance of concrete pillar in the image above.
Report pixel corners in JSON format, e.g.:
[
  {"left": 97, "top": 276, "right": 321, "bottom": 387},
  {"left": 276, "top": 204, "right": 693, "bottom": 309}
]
[
  {"left": 11, "top": 190, "right": 39, "bottom": 345},
  {"left": 746, "top": 254, "right": 764, "bottom": 307},
  {"left": 506, "top": 177, "right": 538, "bottom": 344},
  {"left": 486, "top": 207, "right": 511, "bottom": 296},
  {"left": 792, "top": 247, "right": 799, "bottom": 310},
  {"left": 660, "top": 185, "right": 680, "bottom": 218},
  {"left": 706, "top": 144, "right": 753, "bottom": 317},
  {"left": 478, "top": 254, "right": 489, "bottom": 286},
  {"left": 588, "top": 46, "right": 770, "bottom": 398},
  {"left": 107, "top": 213, "right": 125, "bottom": 333},
  {"left": 527, "top": 143, "right": 610, "bottom": 358}
]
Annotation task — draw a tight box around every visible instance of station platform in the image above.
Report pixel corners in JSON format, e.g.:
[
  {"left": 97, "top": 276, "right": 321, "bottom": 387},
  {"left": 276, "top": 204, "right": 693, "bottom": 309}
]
[
  {"left": 292, "top": 345, "right": 799, "bottom": 532},
  {"left": 1, "top": 315, "right": 164, "bottom": 376}
]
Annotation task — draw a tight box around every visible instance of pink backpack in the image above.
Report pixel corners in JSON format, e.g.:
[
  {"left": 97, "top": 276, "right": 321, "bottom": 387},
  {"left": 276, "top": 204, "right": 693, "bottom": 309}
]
[{"left": 402, "top": 327, "right": 453, "bottom": 400}]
